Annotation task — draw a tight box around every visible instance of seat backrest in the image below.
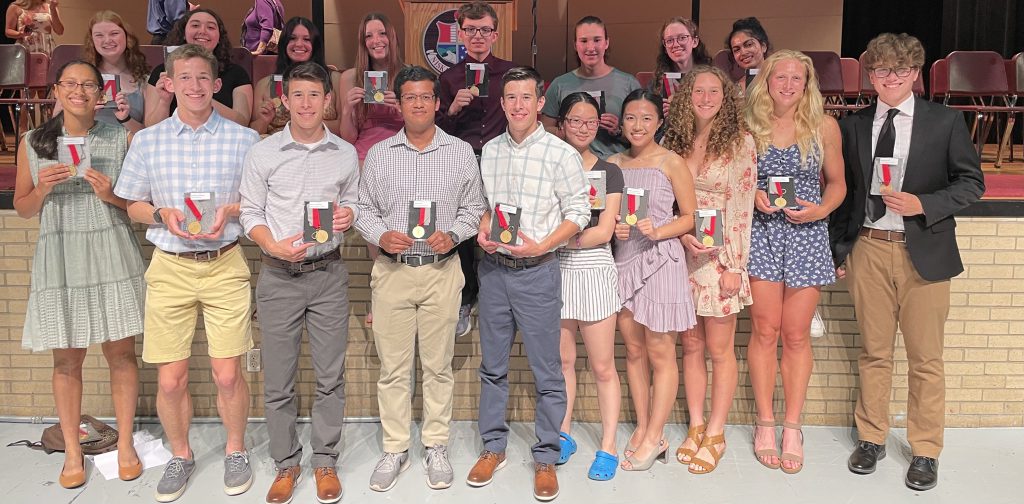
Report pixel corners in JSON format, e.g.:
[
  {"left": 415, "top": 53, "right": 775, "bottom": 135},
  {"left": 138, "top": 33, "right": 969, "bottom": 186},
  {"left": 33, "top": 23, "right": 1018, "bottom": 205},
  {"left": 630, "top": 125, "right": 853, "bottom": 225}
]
[
  {"left": 0, "top": 44, "right": 28, "bottom": 87},
  {"left": 252, "top": 55, "right": 277, "bottom": 87},
  {"left": 46, "top": 44, "right": 82, "bottom": 85},
  {"left": 635, "top": 71, "right": 654, "bottom": 90},
  {"left": 803, "top": 51, "right": 843, "bottom": 96},
  {"left": 712, "top": 49, "right": 745, "bottom": 83},
  {"left": 947, "top": 50, "right": 1007, "bottom": 96},
  {"left": 1011, "top": 52, "right": 1023, "bottom": 94},
  {"left": 27, "top": 52, "right": 49, "bottom": 88},
  {"left": 229, "top": 47, "right": 253, "bottom": 80},
  {"left": 138, "top": 45, "right": 166, "bottom": 72},
  {"left": 930, "top": 58, "right": 948, "bottom": 100},
  {"left": 840, "top": 57, "right": 860, "bottom": 97}
]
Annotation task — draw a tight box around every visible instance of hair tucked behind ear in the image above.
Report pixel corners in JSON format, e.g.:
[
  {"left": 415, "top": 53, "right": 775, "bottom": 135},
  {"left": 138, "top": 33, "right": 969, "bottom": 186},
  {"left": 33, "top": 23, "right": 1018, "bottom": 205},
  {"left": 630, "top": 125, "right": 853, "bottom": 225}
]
[{"left": 30, "top": 60, "right": 103, "bottom": 160}]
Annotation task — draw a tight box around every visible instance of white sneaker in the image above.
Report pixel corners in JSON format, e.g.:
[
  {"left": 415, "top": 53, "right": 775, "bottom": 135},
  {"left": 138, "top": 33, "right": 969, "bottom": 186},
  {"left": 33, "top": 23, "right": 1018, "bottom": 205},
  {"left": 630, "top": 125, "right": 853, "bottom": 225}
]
[{"left": 810, "top": 309, "right": 826, "bottom": 338}]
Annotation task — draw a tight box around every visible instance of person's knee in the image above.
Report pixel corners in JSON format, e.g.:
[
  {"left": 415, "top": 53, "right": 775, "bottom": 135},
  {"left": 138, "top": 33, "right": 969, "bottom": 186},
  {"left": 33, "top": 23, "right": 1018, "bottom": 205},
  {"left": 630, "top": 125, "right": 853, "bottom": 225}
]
[
  {"left": 590, "top": 357, "right": 618, "bottom": 384},
  {"left": 780, "top": 327, "right": 811, "bottom": 352},
  {"left": 681, "top": 330, "right": 705, "bottom": 356},
  {"left": 53, "top": 354, "right": 84, "bottom": 377},
  {"left": 211, "top": 363, "right": 243, "bottom": 392},
  {"left": 103, "top": 344, "right": 139, "bottom": 371},
  {"left": 158, "top": 369, "right": 189, "bottom": 396}
]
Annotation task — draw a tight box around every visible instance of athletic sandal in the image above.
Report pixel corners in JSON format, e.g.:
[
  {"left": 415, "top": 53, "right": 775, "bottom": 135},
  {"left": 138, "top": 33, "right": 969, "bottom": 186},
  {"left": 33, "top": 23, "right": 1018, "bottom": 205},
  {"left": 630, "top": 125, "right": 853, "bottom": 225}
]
[
  {"left": 676, "top": 423, "right": 706, "bottom": 464},
  {"left": 587, "top": 451, "right": 618, "bottom": 481},
  {"left": 557, "top": 432, "right": 578, "bottom": 465},
  {"left": 780, "top": 421, "right": 804, "bottom": 475},
  {"left": 753, "top": 419, "right": 781, "bottom": 470},
  {"left": 688, "top": 433, "right": 726, "bottom": 475}
]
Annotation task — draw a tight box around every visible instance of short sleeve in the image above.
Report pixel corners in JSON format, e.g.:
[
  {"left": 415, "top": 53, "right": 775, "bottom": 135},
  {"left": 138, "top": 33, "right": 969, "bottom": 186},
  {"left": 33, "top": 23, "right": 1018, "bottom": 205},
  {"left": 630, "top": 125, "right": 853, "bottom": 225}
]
[
  {"left": 541, "top": 76, "right": 562, "bottom": 118},
  {"left": 601, "top": 159, "right": 625, "bottom": 194},
  {"left": 148, "top": 63, "right": 165, "bottom": 87}
]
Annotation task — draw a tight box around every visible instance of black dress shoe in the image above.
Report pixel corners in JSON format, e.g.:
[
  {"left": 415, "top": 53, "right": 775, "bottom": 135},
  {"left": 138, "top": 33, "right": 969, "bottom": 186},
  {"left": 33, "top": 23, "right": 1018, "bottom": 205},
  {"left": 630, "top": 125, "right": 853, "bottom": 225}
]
[
  {"left": 906, "top": 456, "right": 938, "bottom": 491},
  {"left": 848, "top": 441, "right": 886, "bottom": 474}
]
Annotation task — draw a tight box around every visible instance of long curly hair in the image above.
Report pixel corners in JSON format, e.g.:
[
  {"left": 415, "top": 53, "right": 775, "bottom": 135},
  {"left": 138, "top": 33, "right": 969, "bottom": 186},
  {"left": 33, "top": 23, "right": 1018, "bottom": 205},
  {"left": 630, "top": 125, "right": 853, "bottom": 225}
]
[
  {"left": 167, "top": 8, "right": 233, "bottom": 72},
  {"left": 354, "top": 12, "right": 403, "bottom": 127},
  {"left": 82, "top": 10, "right": 150, "bottom": 84},
  {"left": 662, "top": 65, "right": 745, "bottom": 161},
  {"left": 652, "top": 17, "right": 710, "bottom": 95},
  {"left": 744, "top": 50, "right": 824, "bottom": 167}
]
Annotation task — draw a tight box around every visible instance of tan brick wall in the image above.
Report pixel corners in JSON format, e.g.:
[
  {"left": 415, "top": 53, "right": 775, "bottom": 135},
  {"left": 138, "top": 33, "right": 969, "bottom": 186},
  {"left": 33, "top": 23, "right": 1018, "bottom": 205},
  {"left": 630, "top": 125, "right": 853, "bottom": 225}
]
[{"left": 1, "top": 211, "right": 1022, "bottom": 428}]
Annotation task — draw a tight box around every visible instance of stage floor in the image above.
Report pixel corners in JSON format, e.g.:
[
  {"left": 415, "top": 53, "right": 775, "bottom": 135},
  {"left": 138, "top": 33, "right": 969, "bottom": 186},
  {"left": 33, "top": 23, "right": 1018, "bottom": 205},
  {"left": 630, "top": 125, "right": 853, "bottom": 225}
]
[{"left": 1, "top": 420, "right": 1020, "bottom": 504}]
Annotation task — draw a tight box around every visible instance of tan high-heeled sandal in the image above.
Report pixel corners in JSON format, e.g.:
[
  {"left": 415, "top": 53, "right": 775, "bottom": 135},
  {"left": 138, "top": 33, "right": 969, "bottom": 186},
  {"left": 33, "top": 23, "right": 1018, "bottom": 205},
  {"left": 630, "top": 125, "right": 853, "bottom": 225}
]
[
  {"left": 688, "top": 432, "right": 726, "bottom": 474},
  {"left": 753, "top": 418, "right": 781, "bottom": 470},
  {"left": 780, "top": 421, "right": 804, "bottom": 474},
  {"left": 675, "top": 423, "right": 706, "bottom": 464}
]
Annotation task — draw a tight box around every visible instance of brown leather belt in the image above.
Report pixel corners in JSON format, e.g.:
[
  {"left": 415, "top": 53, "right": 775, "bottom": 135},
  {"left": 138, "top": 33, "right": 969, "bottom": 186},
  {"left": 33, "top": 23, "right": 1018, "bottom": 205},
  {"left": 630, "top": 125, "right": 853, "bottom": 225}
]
[
  {"left": 488, "top": 251, "right": 555, "bottom": 270},
  {"left": 173, "top": 241, "right": 238, "bottom": 261},
  {"left": 261, "top": 248, "right": 341, "bottom": 276},
  {"left": 860, "top": 228, "right": 906, "bottom": 243}
]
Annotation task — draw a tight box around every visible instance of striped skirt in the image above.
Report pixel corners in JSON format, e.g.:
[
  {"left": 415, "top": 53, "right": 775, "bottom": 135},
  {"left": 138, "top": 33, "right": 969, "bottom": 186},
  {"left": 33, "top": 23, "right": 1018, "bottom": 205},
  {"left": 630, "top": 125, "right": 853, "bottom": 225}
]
[{"left": 557, "top": 245, "right": 621, "bottom": 322}]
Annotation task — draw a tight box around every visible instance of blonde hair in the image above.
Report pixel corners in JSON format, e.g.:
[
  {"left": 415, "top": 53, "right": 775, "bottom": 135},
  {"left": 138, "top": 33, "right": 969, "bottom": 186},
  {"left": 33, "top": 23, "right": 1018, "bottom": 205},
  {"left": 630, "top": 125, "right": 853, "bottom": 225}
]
[
  {"left": 662, "top": 65, "right": 745, "bottom": 161},
  {"left": 14, "top": 0, "right": 46, "bottom": 9},
  {"left": 744, "top": 49, "right": 824, "bottom": 166}
]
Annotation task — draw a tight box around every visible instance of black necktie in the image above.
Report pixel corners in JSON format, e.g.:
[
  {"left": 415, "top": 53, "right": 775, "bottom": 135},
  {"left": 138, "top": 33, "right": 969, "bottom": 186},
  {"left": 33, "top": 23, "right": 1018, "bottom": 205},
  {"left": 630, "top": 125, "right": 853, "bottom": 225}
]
[{"left": 868, "top": 108, "right": 899, "bottom": 222}]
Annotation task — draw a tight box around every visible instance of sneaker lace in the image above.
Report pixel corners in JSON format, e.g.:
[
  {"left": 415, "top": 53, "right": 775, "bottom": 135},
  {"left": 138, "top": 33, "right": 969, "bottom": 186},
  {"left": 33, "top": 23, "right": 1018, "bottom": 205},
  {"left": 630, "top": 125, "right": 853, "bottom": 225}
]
[
  {"left": 165, "top": 458, "right": 185, "bottom": 478},
  {"left": 374, "top": 452, "right": 401, "bottom": 473},
  {"left": 426, "top": 445, "right": 451, "bottom": 472},
  {"left": 226, "top": 452, "right": 248, "bottom": 473}
]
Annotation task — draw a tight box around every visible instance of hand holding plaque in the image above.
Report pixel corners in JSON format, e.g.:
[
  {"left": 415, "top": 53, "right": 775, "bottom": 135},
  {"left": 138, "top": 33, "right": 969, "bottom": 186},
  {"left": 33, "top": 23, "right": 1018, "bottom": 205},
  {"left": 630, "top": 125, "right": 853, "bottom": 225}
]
[
  {"left": 407, "top": 200, "right": 436, "bottom": 239},
  {"left": 304, "top": 201, "right": 334, "bottom": 244},
  {"left": 270, "top": 74, "right": 285, "bottom": 109},
  {"left": 768, "top": 176, "right": 798, "bottom": 209},
  {"left": 57, "top": 136, "right": 89, "bottom": 177},
  {"left": 364, "top": 71, "right": 388, "bottom": 104},
  {"left": 183, "top": 192, "right": 216, "bottom": 236},
  {"left": 870, "top": 157, "right": 903, "bottom": 196},
  {"left": 100, "top": 74, "right": 120, "bottom": 109},
  {"left": 489, "top": 203, "right": 521, "bottom": 246},
  {"left": 663, "top": 72, "right": 682, "bottom": 99},
  {"left": 695, "top": 209, "right": 724, "bottom": 247},
  {"left": 619, "top": 187, "right": 648, "bottom": 226},
  {"left": 466, "top": 63, "right": 489, "bottom": 97},
  {"left": 586, "top": 170, "right": 607, "bottom": 210}
]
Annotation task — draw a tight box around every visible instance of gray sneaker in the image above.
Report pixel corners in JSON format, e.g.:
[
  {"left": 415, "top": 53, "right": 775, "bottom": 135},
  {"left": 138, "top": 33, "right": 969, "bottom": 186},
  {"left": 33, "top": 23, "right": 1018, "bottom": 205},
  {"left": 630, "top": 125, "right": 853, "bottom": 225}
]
[
  {"left": 369, "top": 451, "right": 410, "bottom": 492},
  {"left": 155, "top": 456, "right": 196, "bottom": 502},
  {"left": 223, "top": 450, "right": 253, "bottom": 496},
  {"left": 455, "top": 304, "right": 472, "bottom": 338},
  {"left": 423, "top": 444, "right": 454, "bottom": 489}
]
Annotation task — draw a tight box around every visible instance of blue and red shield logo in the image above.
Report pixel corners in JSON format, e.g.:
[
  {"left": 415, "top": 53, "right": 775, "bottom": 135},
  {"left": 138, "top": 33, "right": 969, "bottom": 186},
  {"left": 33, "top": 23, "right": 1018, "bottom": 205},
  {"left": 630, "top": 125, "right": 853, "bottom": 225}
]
[{"left": 423, "top": 10, "right": 467, "bottom": 74}]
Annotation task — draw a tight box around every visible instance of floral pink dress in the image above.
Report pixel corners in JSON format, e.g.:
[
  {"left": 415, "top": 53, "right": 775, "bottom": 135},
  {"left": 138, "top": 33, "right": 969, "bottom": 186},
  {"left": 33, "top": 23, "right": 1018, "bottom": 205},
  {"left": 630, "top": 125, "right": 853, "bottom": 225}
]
[
  {"left": 13, "top": 2, "right": 56, "bottom": 56},
  {"left": 686, "top": 133, "right": 757, "bottom": 317}
]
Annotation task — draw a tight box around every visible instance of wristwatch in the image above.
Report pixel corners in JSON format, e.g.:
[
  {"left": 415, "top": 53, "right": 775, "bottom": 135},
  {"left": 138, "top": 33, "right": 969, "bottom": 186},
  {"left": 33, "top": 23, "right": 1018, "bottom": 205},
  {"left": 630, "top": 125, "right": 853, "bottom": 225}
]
[
  {"left": 152, "top": 207, "right": 163, "bottom": 225},
  {"left": 446, "top": 231, "right": 459, "bottom": 244}
]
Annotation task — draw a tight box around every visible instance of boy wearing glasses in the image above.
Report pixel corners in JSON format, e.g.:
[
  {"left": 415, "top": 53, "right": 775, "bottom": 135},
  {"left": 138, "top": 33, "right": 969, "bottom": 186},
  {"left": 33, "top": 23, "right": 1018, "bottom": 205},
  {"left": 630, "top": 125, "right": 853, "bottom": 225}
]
[
  {"left": 437, "top": 1, "right": 517, "bottom": 338},
  {"left": 355, "top": 65, "right": 486, "bottom": 492},
  {"left": 829, "top": 33, "right": 984, "bottom": 491}
]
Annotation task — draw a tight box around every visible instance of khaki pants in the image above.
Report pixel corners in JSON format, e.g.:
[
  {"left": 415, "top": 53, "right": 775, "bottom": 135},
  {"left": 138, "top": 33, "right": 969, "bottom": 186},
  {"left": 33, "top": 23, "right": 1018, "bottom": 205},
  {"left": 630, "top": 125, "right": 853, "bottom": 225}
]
[
  {"left": 846, "top": 235, "right": 949, "bottom": 458},
  {"left": 370, "top": 254, "right": 464, "bottom": 452}
]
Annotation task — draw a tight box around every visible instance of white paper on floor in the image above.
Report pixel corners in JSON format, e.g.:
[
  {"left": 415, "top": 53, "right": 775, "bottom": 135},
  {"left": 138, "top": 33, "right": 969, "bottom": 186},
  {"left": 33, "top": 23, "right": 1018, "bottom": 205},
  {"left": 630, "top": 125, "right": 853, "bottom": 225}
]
[{"left": 89, "top": 430, "right": 172, "bottom": 480}]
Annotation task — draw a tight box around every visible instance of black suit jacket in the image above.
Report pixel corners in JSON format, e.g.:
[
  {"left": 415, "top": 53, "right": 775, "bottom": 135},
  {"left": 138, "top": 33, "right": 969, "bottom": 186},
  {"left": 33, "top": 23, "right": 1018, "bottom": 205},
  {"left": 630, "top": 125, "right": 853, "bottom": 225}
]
[{"left": 829, "top": 98, "right": 985, "bottom": 282}]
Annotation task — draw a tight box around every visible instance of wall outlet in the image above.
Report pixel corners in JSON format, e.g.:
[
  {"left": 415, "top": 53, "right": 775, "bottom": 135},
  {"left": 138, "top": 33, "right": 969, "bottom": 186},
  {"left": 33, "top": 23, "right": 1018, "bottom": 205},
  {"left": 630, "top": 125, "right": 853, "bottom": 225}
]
[{"left": 246, "top": 348, "right": 261, "bottom": 372}]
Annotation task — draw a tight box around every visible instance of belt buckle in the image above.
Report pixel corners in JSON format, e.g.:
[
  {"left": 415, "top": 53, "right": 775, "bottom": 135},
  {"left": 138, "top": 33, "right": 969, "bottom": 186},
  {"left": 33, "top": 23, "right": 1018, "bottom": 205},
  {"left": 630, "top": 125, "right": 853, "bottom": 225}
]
[
  {"left": 195, "top": 250, "right": 216, "bottom": 262},
  {"left": 406, "top": 255, "right": 426, "bottom": 267},
  {"left": 888, "top": 231, "right": 906, "bottom": 243}
]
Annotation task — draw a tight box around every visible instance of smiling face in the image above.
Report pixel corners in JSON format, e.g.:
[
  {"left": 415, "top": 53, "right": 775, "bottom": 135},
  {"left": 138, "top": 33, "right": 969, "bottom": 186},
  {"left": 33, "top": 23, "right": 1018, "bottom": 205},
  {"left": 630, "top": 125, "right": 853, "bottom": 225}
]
[
  {"left": 168, "top": 56, "right": 222, "bottom": 116},
  {"left": 501, "top": 79, "right": 545, "bottom": 134},
  {"left": 869, "top": 65, "right": 919, "bottom": 107},
  {"left": 283, "top": 78, "right": 328, "bottom": 131},
  {"left": 397, "top": 79, "right": 439, "bottom": 134},
  {"left": 690, "top": 72, "right": 724, "bottom": 122},
  {"left": 663, "top": 22, "right": 697, "bottom": 68},
  {"left": 286, "top": 24, "right": 313, "bottom": 63},
  {"left": 559, "top": 101, "right": 600, "bottom": 151},
  {"left": 730, "top": 31, "right": 766, "bottom": 69},
  {"left": 574, "top": 23, "right": 608, "bottom": 68},
  {"left": 91, "top": 21, "right": 127, "bottom": 62},
  {"left": 767, "top": 58, "right": 807, "bottom": 109},
  {"left": 184, "top": 12, "right": 220, "bottom": 52},
  {"left": 55, "top": 64, "right": 101, "bottom": 116},
  {"left": 364, "top": 19, "right": 389, "bottom": 63},
  {"left": 622, "top": 98, "right": 662, "bottom": 149},
  {"left": 459, "top": 15, "right": 498, "bottom": 60}
]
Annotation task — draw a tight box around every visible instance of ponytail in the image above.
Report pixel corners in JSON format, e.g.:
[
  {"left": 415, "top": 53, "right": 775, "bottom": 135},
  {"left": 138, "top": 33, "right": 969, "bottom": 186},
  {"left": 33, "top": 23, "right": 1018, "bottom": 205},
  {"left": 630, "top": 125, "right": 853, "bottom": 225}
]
[{"left": 29, "top": 112, "right": 65, "bottom": 161}]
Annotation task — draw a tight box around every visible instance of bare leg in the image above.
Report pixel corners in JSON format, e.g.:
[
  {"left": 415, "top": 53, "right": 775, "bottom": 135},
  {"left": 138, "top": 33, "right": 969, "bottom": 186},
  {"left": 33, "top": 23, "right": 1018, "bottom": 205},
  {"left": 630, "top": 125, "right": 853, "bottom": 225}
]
[
  {"left": 690, "top": 315, "right": 738, "bottom": 472},
  {"left": 210, "top": 356, "right": 250, "bottom": 454},
  {"left": 680, "top": 324, "right": 707, "bottom": 460},
  {"left": 101, "top": 337, "right": 141, "bottom": 467},
  {"left": 618, "top": 308, "right": 649, "bottom": 455},
  {"left": 558, "top": 319, "right": 580, "bottom": 434},
  {"left": 622, "top": 329, "right": 678, "bottom": 469},
  {"left": 748, "top": 278, "right": 785, "bottom": 467},
  {"left": 580, "top": 314, "right": 620, "bottom": 454},
  {"left": 52, "top": 348, "right": 88, "bottom": 475},
  {"left": 779, "top": 286, "right": 820, "bottom": 471},
  {"left": 157, "top": 359, "right": 193, "bottom": 459}
]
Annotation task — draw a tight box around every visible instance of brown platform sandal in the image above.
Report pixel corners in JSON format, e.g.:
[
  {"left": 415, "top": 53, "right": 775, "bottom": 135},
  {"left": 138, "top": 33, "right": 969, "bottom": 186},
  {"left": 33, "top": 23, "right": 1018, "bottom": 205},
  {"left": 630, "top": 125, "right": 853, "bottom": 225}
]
[
  {"left": 688, "top": 432, "right": 726, "bottom": 475},
  {"left": 780, "top": 421, "right": 804, "bottom": 474},
  {"left": 676, "top": 423, "right": 706, "bottom": 464},
  {"left": 753, "top": 418, "right": 781, "bottom": 470}
]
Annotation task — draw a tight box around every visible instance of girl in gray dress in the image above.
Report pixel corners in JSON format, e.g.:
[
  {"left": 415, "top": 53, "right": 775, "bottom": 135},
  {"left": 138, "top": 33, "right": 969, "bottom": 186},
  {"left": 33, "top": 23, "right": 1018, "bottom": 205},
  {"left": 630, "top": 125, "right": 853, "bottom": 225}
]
[{"left": 13, "top": 60, "right": 145, "bottom": 489}]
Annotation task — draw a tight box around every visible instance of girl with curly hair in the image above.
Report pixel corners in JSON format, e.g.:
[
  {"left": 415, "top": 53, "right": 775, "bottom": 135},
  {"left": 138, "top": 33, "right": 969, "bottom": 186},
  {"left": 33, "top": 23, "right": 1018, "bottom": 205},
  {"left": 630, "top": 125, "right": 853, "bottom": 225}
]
[
  {"left": 743, "top": 50, "right": 845, "bottom": 474},
  {"left": 662, "top": 65, "right": 756, "bottom": 474},
  {"left": 651, "top": 17, "right": 710, "bottom": 115}
]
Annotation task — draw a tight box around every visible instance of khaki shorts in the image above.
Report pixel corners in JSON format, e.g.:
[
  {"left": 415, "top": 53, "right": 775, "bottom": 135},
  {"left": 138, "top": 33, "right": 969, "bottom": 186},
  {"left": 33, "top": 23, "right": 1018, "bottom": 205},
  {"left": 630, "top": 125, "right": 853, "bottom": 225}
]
[{"left": 142, "top": 246, "right": 253, "bottom": 363}]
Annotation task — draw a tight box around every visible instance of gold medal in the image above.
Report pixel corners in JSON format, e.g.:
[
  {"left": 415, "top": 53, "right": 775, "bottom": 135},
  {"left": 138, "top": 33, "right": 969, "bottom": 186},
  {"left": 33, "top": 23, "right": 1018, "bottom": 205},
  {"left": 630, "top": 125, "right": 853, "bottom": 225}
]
[
  {"left": 469, "top": 85, "right": 479, "bottom": 96},
  {"left": 313, "top": 229, "right": 328, "bottom": 243},
  {"left": 187, "top": 221, "right": 202, "bottom": 234},
  {"left": 879, "top": 183, "right": 892, "bottom": 194},
  {"left": 702, "top": 235, "right": 715, "bottom": 247},
  {"left": 374, "top": 90, "right": 384, "bottom": 103},
  {"left": 592, "top": 198, "right": 602, "bottom": 209},
  {"left": 625, "top": 213, "right": 638, "bottom": 226},
  {"left": 774, "top": 197, "right": 786, "bottom": 208},
  {"left": 412, "top": 226, "right": 425, "bottom": 239},
  {"left": 67, "top": 165, "right": 77, "bottom": 177},
  {"left": 499, "top": 229, "right": 513, "bottom": 244},
  {"left": 272, "top": 97, "right": 282, "bottom": 108}
]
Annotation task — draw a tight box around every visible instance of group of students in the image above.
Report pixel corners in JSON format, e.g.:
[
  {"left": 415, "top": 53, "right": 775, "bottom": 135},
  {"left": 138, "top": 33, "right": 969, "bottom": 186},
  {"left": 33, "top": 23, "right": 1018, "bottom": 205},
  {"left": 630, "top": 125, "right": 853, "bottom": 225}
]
[{"left": 10, "top": 1, "right": 986, "bottom": 503}]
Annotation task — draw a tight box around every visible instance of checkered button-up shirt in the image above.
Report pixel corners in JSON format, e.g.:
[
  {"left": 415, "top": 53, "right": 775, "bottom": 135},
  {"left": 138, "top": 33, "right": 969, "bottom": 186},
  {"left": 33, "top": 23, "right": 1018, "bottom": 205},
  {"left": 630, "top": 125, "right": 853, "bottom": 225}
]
[
  {"left": 239, "top": 124, "right": 360, "bottom": 259},
  {"left": 354, "top": 126, "right": 487, "bottom": 256},
  {"left": 114, "top": 110, "right": 259, "bottom": 253},
  {"left": 480, "top": 124, "right": 591, "bottom": 254}
]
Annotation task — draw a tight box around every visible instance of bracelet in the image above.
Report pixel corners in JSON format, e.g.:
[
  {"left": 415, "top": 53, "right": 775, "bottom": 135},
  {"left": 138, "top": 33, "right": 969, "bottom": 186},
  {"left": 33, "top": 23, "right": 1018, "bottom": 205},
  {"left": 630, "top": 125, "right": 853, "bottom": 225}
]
[{"left": 117, "top": 114, "right": 131, "bottom": 124}]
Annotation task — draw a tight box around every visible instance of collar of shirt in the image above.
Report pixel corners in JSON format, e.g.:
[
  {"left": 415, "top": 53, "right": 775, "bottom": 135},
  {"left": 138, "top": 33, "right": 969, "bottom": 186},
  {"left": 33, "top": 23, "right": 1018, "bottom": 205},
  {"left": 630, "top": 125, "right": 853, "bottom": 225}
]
[
  {"left": 280, "top": 122, "right": 341, "bottom": 152},
  {"left": 170, "top": 108, "right": 224, "bottom": 136},
  {"left": 389, "top": 125, "right": 453, "bottom": 154},
  {"left": 504, "top": 122, "right": 546, "bottom": 150},
  {"left": 463, "top": 52, "right": 499, "bottom": 66},
  {"left": 875, "top": 94, "right": 915, "bottom": 121}
]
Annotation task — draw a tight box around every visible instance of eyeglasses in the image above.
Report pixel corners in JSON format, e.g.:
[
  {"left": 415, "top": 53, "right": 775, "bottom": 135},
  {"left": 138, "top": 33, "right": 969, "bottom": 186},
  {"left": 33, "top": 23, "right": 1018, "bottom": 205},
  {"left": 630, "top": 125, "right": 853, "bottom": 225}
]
[
  {"left": 56, "top": 80, "right": 100, "bottom": 93},
  {"left": 663, "top": 35, "right": 692, "bottom": 47},
  {"left": 565, "top": 118, "right": 599, "bottom": 130},
  {"left": 870, "top": 67, "right": 915, "bottom": 78},
  {"left": 400, "top": 93, "right": 436, "bottom": 103},
  {"left": 461, "top": 27, "right": 495, "bottom": 37}
]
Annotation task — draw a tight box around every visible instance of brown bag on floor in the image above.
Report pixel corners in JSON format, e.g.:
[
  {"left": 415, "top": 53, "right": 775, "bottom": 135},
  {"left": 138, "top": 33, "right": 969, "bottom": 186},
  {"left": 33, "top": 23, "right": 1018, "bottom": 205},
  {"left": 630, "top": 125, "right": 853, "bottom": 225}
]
[{"left": 7, "top": 415, "right": 118, "bottom": 455}]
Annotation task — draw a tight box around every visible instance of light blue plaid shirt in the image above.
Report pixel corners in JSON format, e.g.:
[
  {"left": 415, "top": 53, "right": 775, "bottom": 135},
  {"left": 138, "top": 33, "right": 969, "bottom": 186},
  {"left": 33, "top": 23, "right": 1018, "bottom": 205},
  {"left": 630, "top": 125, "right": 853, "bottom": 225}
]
[{"left": 114, "top": 110, "right": 260, "bottom": 253}]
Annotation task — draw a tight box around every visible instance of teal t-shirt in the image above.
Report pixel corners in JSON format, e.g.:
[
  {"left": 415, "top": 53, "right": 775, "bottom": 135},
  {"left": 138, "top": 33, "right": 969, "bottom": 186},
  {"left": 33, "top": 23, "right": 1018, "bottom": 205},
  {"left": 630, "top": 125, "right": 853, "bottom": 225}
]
[{"left": 541, "top": 67, "right": 641, "bottom": 159}]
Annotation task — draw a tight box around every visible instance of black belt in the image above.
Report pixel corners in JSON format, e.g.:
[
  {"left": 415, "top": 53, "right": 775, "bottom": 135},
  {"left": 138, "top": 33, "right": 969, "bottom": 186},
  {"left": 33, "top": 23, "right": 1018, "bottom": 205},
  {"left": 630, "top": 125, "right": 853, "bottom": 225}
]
[
  {"left": 487, "top": 252, "right": 555, "bottom": 270},
  {"left": 261, "top": 248, "right": 341, "bottom": 276},
  {"left": 380, "top": 248, "right": 457, "bottom": 267},
  {"left": 173, "top": 241, "right": 238, "bottom": 262}
]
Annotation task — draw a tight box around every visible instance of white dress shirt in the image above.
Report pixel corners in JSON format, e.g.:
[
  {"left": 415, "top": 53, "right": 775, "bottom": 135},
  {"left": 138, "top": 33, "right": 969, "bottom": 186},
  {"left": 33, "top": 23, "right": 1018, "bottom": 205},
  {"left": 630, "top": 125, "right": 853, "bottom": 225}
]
[{"left": 865, "top": 95, "right": 915, "bottom": 232}]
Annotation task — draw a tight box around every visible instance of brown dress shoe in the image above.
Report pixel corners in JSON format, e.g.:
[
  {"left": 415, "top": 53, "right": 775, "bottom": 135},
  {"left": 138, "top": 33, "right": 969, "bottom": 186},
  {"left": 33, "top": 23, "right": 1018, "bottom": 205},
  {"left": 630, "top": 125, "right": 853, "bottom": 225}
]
[
  {"left": 533, "top": 463, "right": 559, "bottom": 501},
  {"left": 119, "top": 458, "right": 144, "bottom": 481},
  {"left": 314, "top": 467, "right": 343, "bottom": 504},
  {"left": 466, "top": 451, "right": 506, "bottom": 487},
  {"left": 265, "top": 466, "right": 301, "bottom": 504}
]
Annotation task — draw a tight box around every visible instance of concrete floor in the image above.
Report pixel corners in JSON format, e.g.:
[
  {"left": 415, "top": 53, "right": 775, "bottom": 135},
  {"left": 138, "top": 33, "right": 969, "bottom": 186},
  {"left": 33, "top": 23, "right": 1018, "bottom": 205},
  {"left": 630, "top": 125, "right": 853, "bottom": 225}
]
[{"left": 1, "top": 420, "right": 1021, "bottom": 504}]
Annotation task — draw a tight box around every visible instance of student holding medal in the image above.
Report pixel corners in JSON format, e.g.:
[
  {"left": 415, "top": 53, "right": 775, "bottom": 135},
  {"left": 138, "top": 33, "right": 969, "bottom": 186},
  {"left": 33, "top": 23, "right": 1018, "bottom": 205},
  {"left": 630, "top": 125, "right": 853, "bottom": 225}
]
[
  {"left": 651, "top": 17, "right": 710, "bottom": 115},
  {"left": 726, "top": 17, "right": 771, "bottom": 95},
  {"left": 338, "top": 12, "right": 404, "bottom": 163},
  {"left": 468, "top": 66, "right": 590, "bottom": 502},
  {"left": 250, "top": 17, "right": 342, "bottom": 136},
  {"left": 743, "top": 50, "right": 845, "bottom": 474},
  {"left": 353, "top": 66, "right": 486, "bottom": 493},
  {"left": 829, "top": 34, "right": 984, "bottom": 491},
  {"left": 662, "top": 66, "right": 756, "bottom": 474},
  {"left": 239, "top": 61, "right": 358, "bottom": 504},
  {"left": 608, "top": 89, "right": 696, "bottom": 472},
  {"left": 115, "top": 44, "right": 261, "bottom": 502},
  {"left": 14, "top": 59, "right": 144, "bottom": 490}
]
